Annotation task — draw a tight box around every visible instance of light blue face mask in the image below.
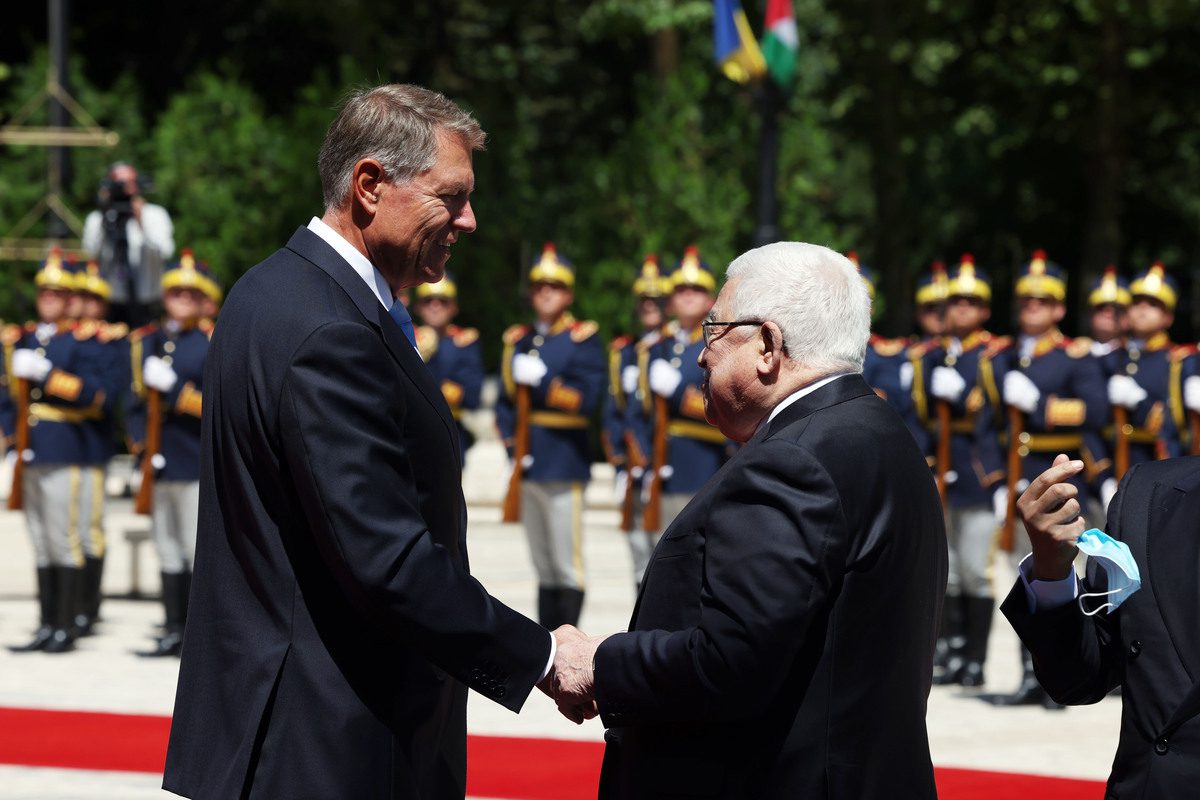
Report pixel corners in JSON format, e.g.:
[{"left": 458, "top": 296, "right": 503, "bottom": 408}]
[{"left": 1075, "top": 528, "right": 1141, "bottom": 616}]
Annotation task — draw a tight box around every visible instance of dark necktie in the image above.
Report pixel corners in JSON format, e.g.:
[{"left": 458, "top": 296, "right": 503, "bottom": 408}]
[{"left": 388, "top": 301, "right": 417, "bottom": 348}]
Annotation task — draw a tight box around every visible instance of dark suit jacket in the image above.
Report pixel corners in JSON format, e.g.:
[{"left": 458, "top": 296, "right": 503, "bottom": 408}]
[
  {"left": 1002, "top": 456, "right": 1200, "bottom": 798},
  {"left": 594, "top": 374, "right": 947, "bottom": 799},
  {"left": 163, "top": 227, "right": 550, "bottom": 800}
]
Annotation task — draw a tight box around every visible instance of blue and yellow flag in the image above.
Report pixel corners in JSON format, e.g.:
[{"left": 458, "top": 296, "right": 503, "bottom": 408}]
[{"left": 713, "top": 0, "right": 767, "bottom": 84}]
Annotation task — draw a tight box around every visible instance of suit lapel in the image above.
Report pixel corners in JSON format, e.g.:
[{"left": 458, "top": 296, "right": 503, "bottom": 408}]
[
  {"left": 284, "top": 227, "right": 461, "bottom": 462},
  {"left": 1147, "top": 468, "right": 1200, "bottom": 683}
]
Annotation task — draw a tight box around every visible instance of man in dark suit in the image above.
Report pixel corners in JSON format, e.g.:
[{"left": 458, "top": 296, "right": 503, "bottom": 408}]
[
  {"left": 554, "top": 242, "right": 947, "bottom": 798},
  {"left": 164, "top": 84, "right": 560, "bottom": 799},
  {"left": 1003, "top": 453, "right": 1200, "bottom": 796}
]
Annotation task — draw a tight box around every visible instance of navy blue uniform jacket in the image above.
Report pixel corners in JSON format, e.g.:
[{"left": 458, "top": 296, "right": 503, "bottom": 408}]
[
  {"left": 163, "top": 227, "right": 549, "bottom": 800},
  {"left": 594, "top": 374, "right": 947, "bottom": 799}
]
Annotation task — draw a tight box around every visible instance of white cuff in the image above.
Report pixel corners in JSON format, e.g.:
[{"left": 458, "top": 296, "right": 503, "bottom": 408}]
[
  {"left": 1017, "top": 553, "right": 1079, "bottom": 614},
  {"left": 538, "top": 630, "right": 556, "bottom": 683}
]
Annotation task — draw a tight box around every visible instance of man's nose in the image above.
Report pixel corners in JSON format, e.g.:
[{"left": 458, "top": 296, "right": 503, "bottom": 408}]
[{"left": 456, "top": 201, "right": 477, "bottom": 233}]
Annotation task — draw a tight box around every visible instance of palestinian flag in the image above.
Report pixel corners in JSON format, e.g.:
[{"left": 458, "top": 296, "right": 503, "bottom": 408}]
[{"left": 761, "top": 0, "right": 798, "bottom": 89}]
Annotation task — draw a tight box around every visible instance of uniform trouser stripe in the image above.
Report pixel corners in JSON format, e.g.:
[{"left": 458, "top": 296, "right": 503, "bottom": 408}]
[
  {"left": 570, "top": 484, "right": 585, "bottom": 587},
  {"left": 83, "top": 466, "right": 106, "bottom": 558}
]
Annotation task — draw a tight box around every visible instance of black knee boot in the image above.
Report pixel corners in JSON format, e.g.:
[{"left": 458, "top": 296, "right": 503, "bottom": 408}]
[
  {"left": 986, "top": 646, "right": 1062, "bottom": 708},
  {"left": 537, "top": 587, "right": 561, "bottom": 630},
  {"left": 44, "top": 567, "right": 81, "bottom": 653},
  {"left": 9, "top": 567, "right": 56, "bottom": 652},
  {"left": 959, "top": 596, "right": 993, "bottom": 688},
  {"left": 932, "top": 594, "right": 966, "bottom": 685},
  {"left": 75, "top": 556, "right": 105, "bottom": 636},
  {"left": 558, "top": 588, "right": 585, "bottom": 628},
  {"left": 139, "top": 572, "right": 185, "bottom": 657}
]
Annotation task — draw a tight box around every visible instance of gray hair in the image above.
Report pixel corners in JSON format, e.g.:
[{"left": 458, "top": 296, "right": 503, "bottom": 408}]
[
  {"left": 318, "top": 84, "right": 486, "bottom": 209},
  {"left": 724, "top": 242, "right": 870, "bottom": 374}
]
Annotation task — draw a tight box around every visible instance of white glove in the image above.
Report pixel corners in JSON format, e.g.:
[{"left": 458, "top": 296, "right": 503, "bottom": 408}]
[
  {"left": 142, "top": 356, "right": 178, "bottom": 393},
  {"left": 898, "top": 361, "right": 914, "bottom": 392},
  {"left": 648, "top": 359, "right": 682, "bottom": 398},
  {"left": 930, "top": 366, "right": 966, "bottom": 402},
  {"left": 621, "top": 364, "right": 639, "bottom": 395},
  {"left": 1101, "top": 477, "right": 1118, "bottom": 513},
  {"left": 11, "top": 349, "right": 52, "bottom": 382},
  {"left": 1003, "top": 371, "right": 1040, "bottom": 413},
  {"left": 1107, "top": 375, "right": 1147, "bottom": 409},
  {"left": 1184, "top": 375, "right": 1200, "bottom": 413},
  {"left": 992, "top": 486, "right": 1009, "bottom": 526},
  {"left": 511, "top": 353, "right": 547, "bottom": 387},
  {"left": 614, "top": 470, "right": 628, "bottom": 503}
]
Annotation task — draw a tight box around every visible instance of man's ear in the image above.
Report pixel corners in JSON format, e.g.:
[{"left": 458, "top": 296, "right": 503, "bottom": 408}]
[
  {"left": 758, "top": 321, "right": 785, "bottom": 376},
  {"left": 351, "top": 159, "right": 386, "bottom": 216}
]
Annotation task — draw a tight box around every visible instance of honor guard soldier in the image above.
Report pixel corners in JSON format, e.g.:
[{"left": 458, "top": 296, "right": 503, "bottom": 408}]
[
  {"left": 1079, "top": 267, "right": 1132, "bottom": 514},
  {"left": 914, "top": 261, "right": 949, "bottom": 342},
  {"left": 126, "top": 250, "right": 216, "bottom": 657},
  {"left": 3, "top": 249, "right": 113, "bottom": 653},
  {"left": 913, "top": 254, "right": 1007, "bottom": 688},
  {"left": 982, "top": 249, "right": 1108, "bottom": 707},
  {"left": 71, "top": 260, "right": 129, "bottom": 635},
  {"left": 1099, "top": 263, "right": 1198, "bottom": 488},
  {"left": 854, "top": 252, "right": 925, "bottom": 446},
  {"left": 630, "top": 246, "right": 729, "bottom": 547},
  {"left": 603, "top": 255, "right": 668, "bottom": 588},
  {"left": 496, "top": 244, "right": 605, "bottom": 629},
  {"left": 411, "top": 273, "right": 483, "bottom": 466}
]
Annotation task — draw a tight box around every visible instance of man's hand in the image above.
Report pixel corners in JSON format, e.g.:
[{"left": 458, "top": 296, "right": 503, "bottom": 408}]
[
  {"left": 542, "top": 624, "right": 607, "bottom": 724},
  {"left": 931, "top": 365, "right": 966, "bottom": 402},
  {"left": 1003, "top": 371, "right": 1040, "bottom": 413},
  {"left": 512, "top": 353, "right": 547, "bottom": 387},
  {"left": 1016, "top": 454, "right": 1087, "bottom": 581},
  {"left": 11, "top": 349, "right": 52, "bottom": 382}
]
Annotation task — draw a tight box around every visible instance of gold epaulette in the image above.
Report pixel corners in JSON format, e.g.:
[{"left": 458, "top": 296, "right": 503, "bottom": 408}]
[
  {"left": 1, "top": 323, "right": 23, "bottom": 346},
  {"left": 1064, "top": 337, "right": 1093, "bottom": 359},
  {"left": 635, "top": 330, "right": 662, "bottom": 352},
  {"left": 570, "top": 320, "right": 599, "bottom": 342},
  {"left": 503, "top": 324, "right": 529, "bottom": 345},
  {"left": 906, "top": 338, "right": 938, "bottom": 359},
  {"left": 73, "top": 319, "right": 100, "bottom": 341},
  {"left": 870, "top": 337, "right": 907, "bottom": 357},
  {"left": 982, "top": 336, "right": 1012, "bottom": 359},
  {"left": 610, "top": 334, "right": 632, "bottom": 352},
  {"left": 99, "top": 322, "right": 129, "bottom": 343},
  {"left": 129, "top": 322, "right": 159, "bottom": 343},
  {"left": 452, "top": 326, "right": 479, "bottom": 347},
  {"left": 415, "top": 326, "right": 439, "bottom": 361},
  {"left": 1170, "top": 343, "right": 1198, "bottom": 362}
]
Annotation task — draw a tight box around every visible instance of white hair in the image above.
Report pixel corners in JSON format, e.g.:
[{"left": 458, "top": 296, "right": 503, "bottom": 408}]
[{"left": 724, "top": 242, "right": 870, "bottom": 374}]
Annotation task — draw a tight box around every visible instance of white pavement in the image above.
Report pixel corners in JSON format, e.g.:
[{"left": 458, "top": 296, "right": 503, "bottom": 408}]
[{"left": 0, "top": 427, "right": 1120, "bottom": 798}]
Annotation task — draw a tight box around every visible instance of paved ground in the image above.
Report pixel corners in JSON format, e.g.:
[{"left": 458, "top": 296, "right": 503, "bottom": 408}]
[{"left": 0, "top": 421, "right": 1121, "bottom": 798}]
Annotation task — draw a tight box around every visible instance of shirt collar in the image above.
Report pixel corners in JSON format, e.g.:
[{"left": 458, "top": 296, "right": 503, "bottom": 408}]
[
  {"left": 307, "top": 217, "right": 394, "bottom": 311},
  {"left": 754, "top": 372, "right": 853, "bottom": 437}
]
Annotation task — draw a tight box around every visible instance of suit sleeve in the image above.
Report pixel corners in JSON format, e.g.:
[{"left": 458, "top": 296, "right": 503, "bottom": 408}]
[
  {"left": 999, "top": 464, "right": 1134, "bottom": 705},
  {"left": 278, "top": 320, "right": 549, "bottom": 711},
  {"left": 593, "top": 439, "right": 850, "bottom": 725}
]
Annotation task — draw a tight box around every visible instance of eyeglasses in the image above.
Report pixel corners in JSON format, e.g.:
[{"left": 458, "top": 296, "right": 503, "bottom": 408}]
[{"left": 701, "top": 319, "right": 762, "bottom": 345}]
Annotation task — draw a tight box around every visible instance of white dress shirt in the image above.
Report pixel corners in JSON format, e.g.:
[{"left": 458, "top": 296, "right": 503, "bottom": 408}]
[{"left": 753, "top": 372, "right": 854, "bottom": 438}]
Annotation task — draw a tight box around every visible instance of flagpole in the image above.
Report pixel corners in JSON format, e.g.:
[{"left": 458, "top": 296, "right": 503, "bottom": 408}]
[{"left": 752, "top": 79, "right": 782, "bottom": 247}]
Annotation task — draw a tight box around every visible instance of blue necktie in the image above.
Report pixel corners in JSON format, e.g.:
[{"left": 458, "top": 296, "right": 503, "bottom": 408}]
[{"left": 388, "top": 302, "right": 417, "bottom": 348}]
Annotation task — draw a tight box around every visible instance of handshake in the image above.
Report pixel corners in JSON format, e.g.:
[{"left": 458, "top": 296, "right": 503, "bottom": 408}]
[{"left": 537, "top": 624, "right": 608, "bottom": 724}]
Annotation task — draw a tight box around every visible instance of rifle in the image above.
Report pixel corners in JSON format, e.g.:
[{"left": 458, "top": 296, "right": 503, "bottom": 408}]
[
  {"left": 1190, "top": 410, "right": 1200, "bottom": 456},
  {"left": 134, "top": 390, "right": 162, "bottom": 516},
  {"left": 1112, "top": 405, "right": 1130, "bottom": 480},
  {"left": 501, "top": 384, "right": 531, "bottom": 523},
  {"left": 619, "top": 432, "right": 643, "bottom": 533},
  {"left": 934, "top": 399, "right": 951, "bottom": 506},
  {"left": 1001, "top": 405, "right": 1024, "bottom": 552},
  {"left": 7, "top": 379, "right": 30, "bottom": 511},
  {"left": 641, "top": 395, "right": 669, "bottom": 532}
]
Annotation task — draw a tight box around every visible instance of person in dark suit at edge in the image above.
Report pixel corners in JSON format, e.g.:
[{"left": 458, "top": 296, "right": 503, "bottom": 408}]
[
  {"left": 163, "top": 84, "right": 582, "bottom": 800},
  {"left": 552, "top": 242, "right": 948, "bottom": 799}
]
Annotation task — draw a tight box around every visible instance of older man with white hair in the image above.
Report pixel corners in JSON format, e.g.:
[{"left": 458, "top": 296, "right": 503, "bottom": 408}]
[{"left": 553, "top": 243, "right": 947, "bottom": 799}]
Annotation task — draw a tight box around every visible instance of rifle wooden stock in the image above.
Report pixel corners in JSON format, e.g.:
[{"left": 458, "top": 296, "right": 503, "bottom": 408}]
[
  {"left": 1001, "top": 405, "right": 1025, "bottom": 552},
  {"left": 1190, "top": 410, "right": 1200, "bottom": 456},
  {"left": 1112, "top": 405, "right": 1130, "bottom": 480},
  {"left": 501, "top": 384, "right": 531, "bottom": 523},
  {"left": 7, "top": 379, "right": 30, "bottom": 511},
  {"left": 134, "top": 390, "right": 162, "bottom": 516},
  {"left": 934, "top": 399, "right": 951, "bottom": 506},
  {"left": 619, "top": 433, "right": 642, "bottom": 533},
  {"left": 642, "top": 395, "right": 669, "bottom": 532}
]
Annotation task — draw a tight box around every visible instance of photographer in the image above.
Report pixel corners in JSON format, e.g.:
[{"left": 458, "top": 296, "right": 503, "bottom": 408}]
[{"left": 82, "top": 162, "right": 174, "bottom": 327}]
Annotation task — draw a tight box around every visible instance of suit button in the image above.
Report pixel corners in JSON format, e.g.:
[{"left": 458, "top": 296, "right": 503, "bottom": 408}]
[
  {"left": 1130, "top": 640, "right": 1142, "bottom": 656},
  {"left": 494, "top": 686, "right": 506, "bottom": 698},
  {"left": 1155, "top": 737, "right": 1169, "bottom": 755}
]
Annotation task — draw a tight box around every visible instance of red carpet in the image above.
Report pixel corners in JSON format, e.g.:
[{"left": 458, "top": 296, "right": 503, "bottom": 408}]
[{"left": 0, "top": 706, "right": 1104, "bottom": 798}]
